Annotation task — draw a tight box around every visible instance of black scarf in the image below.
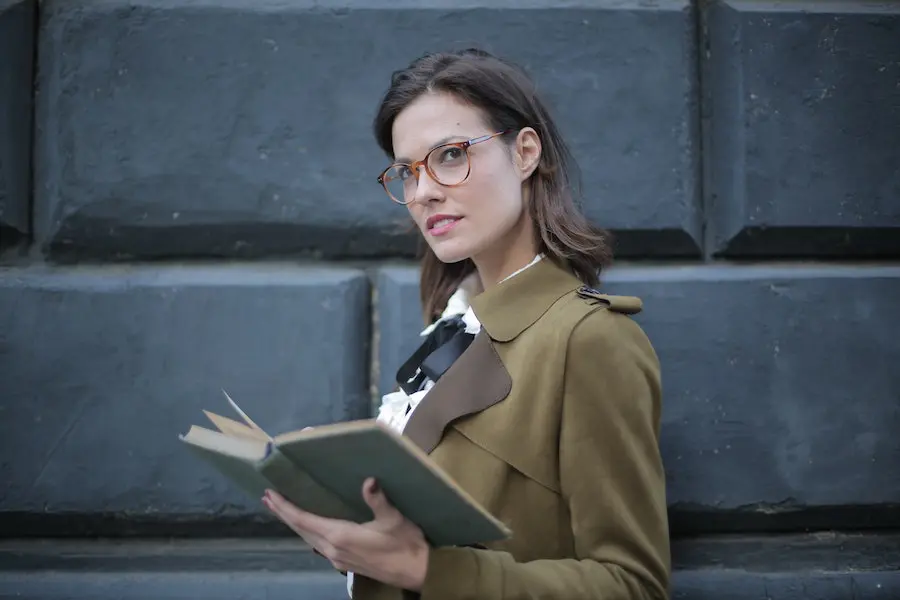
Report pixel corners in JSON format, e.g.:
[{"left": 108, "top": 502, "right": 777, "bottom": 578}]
[{"left": 395, "top": 314, "right": 476, "bottom": 396}]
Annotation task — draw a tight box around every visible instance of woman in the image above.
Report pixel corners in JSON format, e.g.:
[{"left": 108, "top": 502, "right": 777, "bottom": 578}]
[{"left": 263, "top": 48, "right": 671, "bottom": 599}]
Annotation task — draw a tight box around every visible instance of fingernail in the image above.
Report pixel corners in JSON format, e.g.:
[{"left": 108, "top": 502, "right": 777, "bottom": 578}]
[{"left": 370, "top": 480, "right": 380, "bottom": 493}]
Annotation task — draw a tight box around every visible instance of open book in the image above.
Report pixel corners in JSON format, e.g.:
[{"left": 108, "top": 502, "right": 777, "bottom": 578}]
[{"left": 179, "top": 391, "right": 511, "bottom": 548}]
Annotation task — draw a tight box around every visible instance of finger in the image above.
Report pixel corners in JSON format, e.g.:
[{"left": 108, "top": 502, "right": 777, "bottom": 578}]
[
  {"left": 362, "top": 477, "right": 379, "bottom": 497},
  {"left": 263, "top": 494, "right": 330, "bottom": 550},
  {"left": 266, "top": 490, "right": 328, "bottom": 535},
  {"left": 266, "top": 490, "right": 350, "bottom": 548},
  {"left": 262, "top": 493, "right": 304, "bottom": 532},
  {"left": 361, "top": 478, "right": 402, "bottom": 525},
  {"left": 264, "top": 489, "right": 338, "bottom": 537}
]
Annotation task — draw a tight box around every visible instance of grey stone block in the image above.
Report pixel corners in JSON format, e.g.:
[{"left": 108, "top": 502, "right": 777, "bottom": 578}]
[
  {"left": 671, "top": 531, "right": 900, "bottom": 574},
  {"left": 2, "top": 534, "right": 898, "bottom": 599},
  {"left": 34, "top": 0, "right": 700, "bottom": 262},
  {"left": 0, "top": 0, "right": 36, "bottom": 238},
  {"left": 704, "top": 1, "right": 900, "bottom": 257},
  {"left": 611, "top": 265, "right": 900, "bottom": 532},
  {"left": 0, "top": 572, "right": 350, "bottom": 600},
  {"left": 2, "top": 570, "right": 894, "bottom": 600},
  {"left": 672, "top": 570, "right": 900, "bottom": 600},
  {"left": 0, "top": 538, "right": 330, "bottom": 572},
  {"left": 0, "top": 265, "right": 370, "bottom": 528},
  {"left": 376, "top": 264, "right": 900, "bottom": 532}
]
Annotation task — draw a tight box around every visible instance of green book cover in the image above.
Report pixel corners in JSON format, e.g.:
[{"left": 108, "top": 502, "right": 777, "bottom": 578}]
[{"left": 179, "top": 391, "right": 511, "bottom": 547}]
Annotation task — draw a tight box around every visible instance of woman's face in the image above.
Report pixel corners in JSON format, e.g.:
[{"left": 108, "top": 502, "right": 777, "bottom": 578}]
[{"left": 390, "top": 92, "right": 540, "bottom": 272}]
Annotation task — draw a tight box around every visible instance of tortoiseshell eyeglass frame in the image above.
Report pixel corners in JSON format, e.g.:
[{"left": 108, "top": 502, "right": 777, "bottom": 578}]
[{"left": 376, "top": 130, "right": 509, "bottom": 205}]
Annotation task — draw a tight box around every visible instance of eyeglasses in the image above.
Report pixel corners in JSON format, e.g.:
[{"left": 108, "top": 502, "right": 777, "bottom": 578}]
[{"left": 377, "top": 131, "right": 508, "bottom": 205}]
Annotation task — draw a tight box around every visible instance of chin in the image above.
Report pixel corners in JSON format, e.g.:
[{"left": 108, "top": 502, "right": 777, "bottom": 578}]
[{"left": 428, "top": 239, "right": 474, "bottom": 264}]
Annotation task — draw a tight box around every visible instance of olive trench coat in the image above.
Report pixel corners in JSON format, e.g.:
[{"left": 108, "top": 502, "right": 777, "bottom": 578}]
[{"left": 353, "top": 258, "right": 670, "bottom": 599}]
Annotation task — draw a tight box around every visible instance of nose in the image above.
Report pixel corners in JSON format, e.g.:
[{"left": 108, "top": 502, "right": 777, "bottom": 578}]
[{"left": 409, "top": 166, "right": 444, "bottom": 206}]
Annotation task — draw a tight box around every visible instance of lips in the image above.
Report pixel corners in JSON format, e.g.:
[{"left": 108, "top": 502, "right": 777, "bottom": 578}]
[
  {"left": 426, "top": 214, "right": 462, "bottom": 231},
  {"left": 424, "top": 214, "right": 463, "bottom": 237}
]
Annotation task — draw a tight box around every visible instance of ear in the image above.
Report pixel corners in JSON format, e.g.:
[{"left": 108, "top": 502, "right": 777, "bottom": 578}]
[{"left": 513, "top": 127, "right": 542, "bottom": 181}]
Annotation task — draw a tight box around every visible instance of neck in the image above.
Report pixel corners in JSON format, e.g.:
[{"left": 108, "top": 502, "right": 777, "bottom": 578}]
[{"left": 473, "top": 216, "right": 538, "bottom": 289}]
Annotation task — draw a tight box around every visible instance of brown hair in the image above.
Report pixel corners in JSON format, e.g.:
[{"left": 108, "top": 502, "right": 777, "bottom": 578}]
[{"left": 373, "top": 48, "right": 613, "bottom": 324}]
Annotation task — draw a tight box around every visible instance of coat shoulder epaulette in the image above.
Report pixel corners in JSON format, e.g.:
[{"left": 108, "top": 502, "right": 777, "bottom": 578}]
[{"left": 575, "top": 286, "right": 643, "bottom": 315}]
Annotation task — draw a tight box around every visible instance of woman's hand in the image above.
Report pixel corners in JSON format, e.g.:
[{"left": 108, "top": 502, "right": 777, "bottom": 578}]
[{"left": 262, "top": 477, "right": 430, "bottom": 592}]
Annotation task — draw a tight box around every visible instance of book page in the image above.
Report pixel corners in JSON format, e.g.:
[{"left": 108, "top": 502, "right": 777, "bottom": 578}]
[
  {"left": 180, "top": 425, "right": 269, "bottom": 462},
  {"left": 203, "top": 410, "right": 270, "bottom": 442},
  {"left": 221, "top": 389, "right": 272, "bottom": 440}
]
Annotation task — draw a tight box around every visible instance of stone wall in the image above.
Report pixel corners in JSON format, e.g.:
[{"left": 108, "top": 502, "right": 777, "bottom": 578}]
[{"left": 1, "top": 0, "right": 898, "bottom": 598}]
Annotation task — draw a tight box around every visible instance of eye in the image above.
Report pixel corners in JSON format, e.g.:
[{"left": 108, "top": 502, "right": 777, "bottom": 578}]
[
  {"left": 388, "top": 165, "right": 413, "bottom": 182},
  {"left": 437, "top": 146, "right": 465, "bottom": 164}
]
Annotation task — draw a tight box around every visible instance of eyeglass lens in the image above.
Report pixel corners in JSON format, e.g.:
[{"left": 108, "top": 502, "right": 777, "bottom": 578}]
[{"left": 383, "top": 144, "right": 470, "bottom": 203}]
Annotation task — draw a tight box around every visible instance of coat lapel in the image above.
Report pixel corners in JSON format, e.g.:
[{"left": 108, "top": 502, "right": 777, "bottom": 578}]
[
  {"left": 402, "top": 330, "right": 511, "bottom": 454},
  {"left": 402, "top": 259, "right": 592, "bottom": 454}
]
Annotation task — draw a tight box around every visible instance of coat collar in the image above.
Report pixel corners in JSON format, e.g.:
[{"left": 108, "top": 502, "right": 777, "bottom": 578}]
[
  {"left": 402, "top": 257, "right": 643, "bottom": 454},
  {"left": 470, "top": 257, "right": 583, "bottom": 342},
  {"left": 402, "top": 258, "right": 578, "bottom": 453}
]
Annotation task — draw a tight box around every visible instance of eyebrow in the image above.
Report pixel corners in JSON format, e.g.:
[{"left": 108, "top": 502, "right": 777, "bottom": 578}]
[{"left": 394, "top": 135, "right": 467, "bottom": 164}]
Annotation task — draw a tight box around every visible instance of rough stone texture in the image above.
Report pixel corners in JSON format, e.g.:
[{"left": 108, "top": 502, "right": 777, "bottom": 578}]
[
  {"left": 376, "top": 264, "right": 900, "bottom": 532},
  {"left": 0, "top": 265, "right": 370, "bottom": 528},
  {"left": 34, "top": 0, "right": 700, "bottom": 262},
  {"left": 704, "top": 1, "right": 900, "bottom": 257},
  {"left": 2, "top": 534, "right": 899, "bottom": 599},
  {"left": 671, "top": 531, "right": 900, "bottom": 574},
  {"left": 0, "top": 572, "right": 350, "bottom": 600},
  {"left": 604, "top": 264, "right": 900, "bottom": 532},
  {"left": 672, "top": 571, "right": 900, "bottom": 600},
  {"left": 0, "top": 0, "right": 35, "bottom": 238},
  {"left": 4, "top": 571, "right": 898, "bottom": 600}
]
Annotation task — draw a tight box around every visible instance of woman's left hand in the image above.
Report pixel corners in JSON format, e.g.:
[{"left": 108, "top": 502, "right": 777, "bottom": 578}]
[{"left": 262, "top": 477, "right": 430, "bottom": 592}]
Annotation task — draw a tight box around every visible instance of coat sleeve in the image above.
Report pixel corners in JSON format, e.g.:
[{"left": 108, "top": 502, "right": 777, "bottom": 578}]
[{"left": 416, "top": 311, "right": 671, "bottom": 600}]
